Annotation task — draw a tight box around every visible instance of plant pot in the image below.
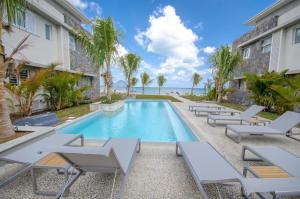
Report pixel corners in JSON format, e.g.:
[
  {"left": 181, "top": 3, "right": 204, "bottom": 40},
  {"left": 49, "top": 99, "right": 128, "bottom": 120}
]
[{"left": 90, "top": 100, "right": 124, "bottom": 112}]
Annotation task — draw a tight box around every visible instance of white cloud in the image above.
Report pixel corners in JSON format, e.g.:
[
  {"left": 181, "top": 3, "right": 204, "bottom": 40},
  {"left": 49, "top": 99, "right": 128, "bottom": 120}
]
[
  {"left": 117, "top": 44, "right": 128, "bottom": 57},
  {"left": 67, "top": 0, "right": 102, "bottom": 16},
  {"left": 134, "top": 5, "right": 204, "bottom": 75},
  {"left": 203, "top": 46, "right": 216, "bottom": 54}
]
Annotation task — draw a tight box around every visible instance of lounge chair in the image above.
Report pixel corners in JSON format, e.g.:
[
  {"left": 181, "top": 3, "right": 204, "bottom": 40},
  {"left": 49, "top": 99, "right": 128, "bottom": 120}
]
[
  {"left": 225, "top": 111, "right": 300, "bottom": 143},
  {"left": 176, "top": 141, "right": 300, "bottom": 199},
  {"left": 189, "top": 104, "right": 223, "bottom": 111},
  {"left": 242, "top": 145, "right": 300, "bottom": 177},
  {"left": 194, "top": 107, "right": 240, "bottom": 117},
  {"left": 207, "top": 105, "right": 265, "bottom": 126},
  {"left": 39, "top": 138, "right": 140, "bottom": 199},
  {"left": 0, "top": 133, "right": 83, "bottom": 189}
]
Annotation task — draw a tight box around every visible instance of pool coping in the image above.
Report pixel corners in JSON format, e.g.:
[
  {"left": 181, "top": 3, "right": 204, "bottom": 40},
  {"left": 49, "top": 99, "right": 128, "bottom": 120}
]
[{"left": 56, "top": 99, "right": 203, "bottom": 142}]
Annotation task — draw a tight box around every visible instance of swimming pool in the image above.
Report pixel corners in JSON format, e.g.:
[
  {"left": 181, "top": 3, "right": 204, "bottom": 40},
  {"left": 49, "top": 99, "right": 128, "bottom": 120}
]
[{"left": 59, "top": 100, "right": 197, "bottom": 142}]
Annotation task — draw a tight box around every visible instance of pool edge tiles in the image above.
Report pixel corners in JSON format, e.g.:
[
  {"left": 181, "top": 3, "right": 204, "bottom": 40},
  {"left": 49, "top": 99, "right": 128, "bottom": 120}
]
[{"left": 58, "top": 100, "right": 198, "bottom": 142}]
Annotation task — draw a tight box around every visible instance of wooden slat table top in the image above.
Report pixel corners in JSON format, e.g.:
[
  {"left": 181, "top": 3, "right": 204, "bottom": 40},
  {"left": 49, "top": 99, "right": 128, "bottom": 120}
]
[
  {"left": 35, "top": 153, "right": 68, "bottom": 168},
  {"left": 250, "top": 166, "right": 290, "bottom": 178}
]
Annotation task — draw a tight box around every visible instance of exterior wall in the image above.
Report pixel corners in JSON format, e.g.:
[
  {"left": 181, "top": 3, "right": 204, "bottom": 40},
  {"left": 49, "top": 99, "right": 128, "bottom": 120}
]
[
  {"left": 278, "top": 22, "right": 300, "bottom": 72},
  {"left": 3, "top": 10, "right": 60, "bottom": 67},
  {"left": 3, "top": 0, "right": 99, "bottom": 113},
  {"left": 229, "top": 0, "right": 300, "bottom": 104}
]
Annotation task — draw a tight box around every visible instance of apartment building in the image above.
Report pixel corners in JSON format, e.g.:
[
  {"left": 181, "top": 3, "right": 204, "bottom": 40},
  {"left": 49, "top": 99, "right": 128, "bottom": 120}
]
[
  {"left": 229, "top": 0, "right": 300, "bottom": 104},
  {"left": 3, "top": 0, "right": 99, "bottom": 111}
]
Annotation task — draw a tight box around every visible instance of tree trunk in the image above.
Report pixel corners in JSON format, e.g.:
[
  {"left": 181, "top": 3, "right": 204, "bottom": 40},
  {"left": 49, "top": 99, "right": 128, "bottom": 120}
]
[
  {"left": 98, "top": 69, "right": 101, "bottom": 98},
  {"left": 191, "top": 85, "right": 194, "bottom": 95},
  {"left": 159, "top": 87, "right": 161, "bottom": 95},
  {"left": 127, "top": 76, "right": 131, "bottom": 96},
  {"left": 106, "top": 69, "right": 112, "bottom": 101},
  {"left": 216, "top": 83, "right": 223, "bottom": 103},
  {"left": 0, "top": 44, "right": 15, "bottom": 138},
  {"left": 142, "top": 85, "right": 144, "bottom": 95}
]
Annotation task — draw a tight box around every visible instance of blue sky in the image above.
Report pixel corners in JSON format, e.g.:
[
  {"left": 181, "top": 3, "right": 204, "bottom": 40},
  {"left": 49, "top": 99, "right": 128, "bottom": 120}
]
[{"left": 68, "top": 0, "right": 276, "bottom": 88}]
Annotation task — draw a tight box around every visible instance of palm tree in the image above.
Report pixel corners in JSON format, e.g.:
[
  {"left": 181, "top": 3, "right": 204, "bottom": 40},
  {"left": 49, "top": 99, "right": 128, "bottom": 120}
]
[
  {"left": 191, "top": 73, "right": 201, "bottom": 95},
  {"left": 210, "top": 46, "right": 242, "bottom": 103},
  {"left": 157, "top": 75, "right": 167, "bottom": 95},
  {"left": 0, "top": 0, "right": 27, "bottom": 138},
  {"left": 75, "top": 17, "right": 119, "bottom": 101},
  {"left": 140, "top": 72, "right": 152, "bottom": 95},
  {"left": 74, "top": 19, "right": 104, "bottom": 97},
  {"left": 131, "top": 77, "right": 138, "bottom": 93},
  {"left": 119, "top": 53, "right": 141, "bottom": 96}
]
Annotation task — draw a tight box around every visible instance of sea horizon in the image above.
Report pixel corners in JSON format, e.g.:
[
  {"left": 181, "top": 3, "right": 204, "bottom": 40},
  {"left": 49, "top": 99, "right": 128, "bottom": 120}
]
[{"left": 112, "top": 86, "right": 205, "bottom": 95}]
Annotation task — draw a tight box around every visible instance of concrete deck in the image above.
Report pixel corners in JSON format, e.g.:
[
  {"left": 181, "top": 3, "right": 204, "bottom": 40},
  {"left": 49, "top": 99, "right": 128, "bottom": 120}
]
[{"left": 0, "top": 98, "right": 300, "bottom": 199}]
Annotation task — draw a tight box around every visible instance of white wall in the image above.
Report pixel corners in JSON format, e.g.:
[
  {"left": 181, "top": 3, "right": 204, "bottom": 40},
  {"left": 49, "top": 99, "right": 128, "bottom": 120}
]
[
  {"left": 3, "top": 8, "right": 71, "bottom": 70},
  {"left": 278, "top": 22, "right": 300, "bottom": 72}
]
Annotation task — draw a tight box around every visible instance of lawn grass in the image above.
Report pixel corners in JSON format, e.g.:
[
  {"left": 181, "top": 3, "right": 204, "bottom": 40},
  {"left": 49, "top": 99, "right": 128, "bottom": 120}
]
[
  {"left": 181, "top": 95, "right": 207, "bottom": 102},
  {"left": 55, "top": 104, "right": 91, "bottom": 123},
  {"left": 135, "top": 94, "right": 181, "bottom": 102}
]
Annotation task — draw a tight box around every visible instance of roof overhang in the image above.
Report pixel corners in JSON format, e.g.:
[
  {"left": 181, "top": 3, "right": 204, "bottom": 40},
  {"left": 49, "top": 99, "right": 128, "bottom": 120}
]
[
  {"left": 238, "top": 14, "right": 300, "bottom": 48},
  {"left": 245, "top": 0, "right": 293, "bottom": 26},
  {"left": 53, "top": 0, "right": 91, "bottom": 24}
]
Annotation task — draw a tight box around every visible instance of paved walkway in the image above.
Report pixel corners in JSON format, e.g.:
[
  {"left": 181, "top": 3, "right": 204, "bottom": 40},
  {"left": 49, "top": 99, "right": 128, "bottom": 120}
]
[{"left": 1, "top": 98, "right": 300, "bottom": 199}]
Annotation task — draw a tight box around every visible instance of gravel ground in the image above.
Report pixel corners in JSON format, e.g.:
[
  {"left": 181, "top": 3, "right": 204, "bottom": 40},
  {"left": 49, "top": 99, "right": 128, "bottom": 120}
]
[{"left": 1, "top": 99, "right": 300, "bottom": 199}]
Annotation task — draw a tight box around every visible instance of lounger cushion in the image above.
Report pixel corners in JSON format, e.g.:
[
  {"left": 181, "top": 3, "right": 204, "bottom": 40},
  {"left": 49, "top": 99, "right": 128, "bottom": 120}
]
[
  {"left": 227, "top": 125, "right": 282, "bottom": 135},
  {"left": 245, "top": 146, "right": 300, "bottom": 177},
  {"left": 178, "top": 142, "right": 241, "bottom": 182}
]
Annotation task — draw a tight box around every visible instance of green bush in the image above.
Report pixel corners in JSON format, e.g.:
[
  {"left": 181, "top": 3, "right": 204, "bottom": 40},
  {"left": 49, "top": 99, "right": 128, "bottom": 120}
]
[
  {"left": 245, "top": 70, "right": 300, "bottom": 113},
  {"left": 43, "top": 71, "right": 91, "bottom": 110},
  {"left": 99, "top": 93, "right": 124, "bottom": 104}
]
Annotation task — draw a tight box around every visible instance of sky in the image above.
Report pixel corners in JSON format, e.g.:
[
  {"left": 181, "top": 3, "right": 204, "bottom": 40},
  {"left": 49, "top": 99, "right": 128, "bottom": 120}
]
[{"left": 67, "top": 0, "right": 276, "bottom": 88}]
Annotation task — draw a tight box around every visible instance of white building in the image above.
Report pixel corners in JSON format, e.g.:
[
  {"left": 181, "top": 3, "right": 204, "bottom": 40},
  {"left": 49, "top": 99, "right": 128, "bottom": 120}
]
[
  {"left": 3, "top": 0, "right": 99, "bottom": 111},
  {"left": 229, "top": 0, "right": 300, "bottom": 103}
]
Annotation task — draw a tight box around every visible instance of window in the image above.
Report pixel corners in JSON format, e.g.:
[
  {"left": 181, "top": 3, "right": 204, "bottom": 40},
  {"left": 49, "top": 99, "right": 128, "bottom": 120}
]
[
  {"left": 69, "top": 34, "right": 76, "bottom": 51},
  {"left": 295, "top": 28, "right": 300, "bottom": 44},
  {"left": 242, "top": 47, "right": 250, "bottom": 59},
  {"left": 261, "top": 37, "right": 272, "bottom": 53},
  {"left": 9, "top": 74, "right": 18, "bottom": 85},
  {"left": 45, "top": 24, "right": 52, "bottom": 40},
  {"left": 14, "top": 9, "right": 26, "bottom": 28},
  {"left": 19, "top": 69, "right": 29, "bottom": 81},
  {"left": 26, "top": 11, "right": 36, "bottom": 34}
]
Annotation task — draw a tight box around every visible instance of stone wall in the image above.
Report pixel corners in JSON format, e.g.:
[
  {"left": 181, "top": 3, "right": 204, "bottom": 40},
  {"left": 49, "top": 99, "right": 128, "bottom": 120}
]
[{"left": 233, "top": 15, "right": 278, "bottom": 45}]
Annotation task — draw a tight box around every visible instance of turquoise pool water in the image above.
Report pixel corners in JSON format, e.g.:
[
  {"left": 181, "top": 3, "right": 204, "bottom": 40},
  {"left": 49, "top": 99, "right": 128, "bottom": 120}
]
[{"left": 59, "top": 100, "right": 197, "bottom": 142}]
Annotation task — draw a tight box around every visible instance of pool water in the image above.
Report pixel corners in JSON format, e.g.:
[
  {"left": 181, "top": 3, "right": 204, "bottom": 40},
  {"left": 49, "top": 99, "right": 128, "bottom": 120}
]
[{"left": 59, "top": 100, "right": 197, "bottom": 142}]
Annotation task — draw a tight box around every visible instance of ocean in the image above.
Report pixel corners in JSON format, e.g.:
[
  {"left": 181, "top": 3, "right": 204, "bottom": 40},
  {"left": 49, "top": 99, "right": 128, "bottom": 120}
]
[{"left": 112, "top": 87, "right": 204, "bottom": 95}]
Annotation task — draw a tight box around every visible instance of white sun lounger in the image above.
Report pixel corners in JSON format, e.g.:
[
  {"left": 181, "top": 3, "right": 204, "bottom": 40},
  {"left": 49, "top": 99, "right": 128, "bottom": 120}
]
[
  {"left": 189, "top": 104, "right": 223, "bottom": 111},
  {"left": 225, "top": 111, "right": 300, "bottom": 143},
  {"left": 176, "top": 141, "right": 300, "bottom": 199},
  {"left": 194, "top": 107, "right": 240, "bottom": 117},
  {"left": 207, "top": 105, "right": 265, "bottom": 126},
  {"left": 39, "top": 138, "right": 140, "bottom": 199}
]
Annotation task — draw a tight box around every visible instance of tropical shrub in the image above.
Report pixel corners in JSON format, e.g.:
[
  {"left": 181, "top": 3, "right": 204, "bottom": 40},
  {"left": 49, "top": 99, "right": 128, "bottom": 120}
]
[
  {"left": 43, "top": 71, "right": 91, "bottom": 110},
  {"left": 245, "top": 70, "right": 300, "bottom": 113},
  {"left": 99, "top": 92, "right": 124, "bottom": 104},
  {"left": 5, "top": 65, "right": 54, "bottom": 116}
]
